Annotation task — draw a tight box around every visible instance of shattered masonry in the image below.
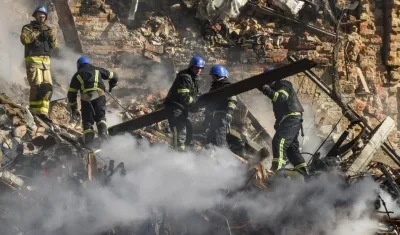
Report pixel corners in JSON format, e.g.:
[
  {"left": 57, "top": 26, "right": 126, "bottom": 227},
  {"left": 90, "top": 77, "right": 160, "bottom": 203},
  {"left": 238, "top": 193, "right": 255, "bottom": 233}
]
[{"left": 1, "top": 0, "right": 400, "bottom": 234}]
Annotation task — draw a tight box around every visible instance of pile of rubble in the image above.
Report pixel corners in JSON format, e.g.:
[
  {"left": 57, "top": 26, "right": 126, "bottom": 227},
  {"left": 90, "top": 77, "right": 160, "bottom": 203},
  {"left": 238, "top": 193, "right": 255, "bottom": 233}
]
[{"left": 1, "top": 88, "right": 400, "bottom": 234}]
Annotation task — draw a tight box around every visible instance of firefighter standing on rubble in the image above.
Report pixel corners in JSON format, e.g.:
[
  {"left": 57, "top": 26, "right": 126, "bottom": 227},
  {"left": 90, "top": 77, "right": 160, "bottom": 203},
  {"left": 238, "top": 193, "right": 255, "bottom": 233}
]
[
  {"left": 203, "top": 65, "right": 237, "bottom": 147},
  {"left": 67, "top": 56, "right": 118, "bottom": 144},
  {"left": 258, "top": 67, "right": 308, "bottom": 176},
  {"left": 164, "top": 56, "right": 205, "bottom": 151},
  {"left": 20, "top": 5, "right": 57, "bottom": 119}
]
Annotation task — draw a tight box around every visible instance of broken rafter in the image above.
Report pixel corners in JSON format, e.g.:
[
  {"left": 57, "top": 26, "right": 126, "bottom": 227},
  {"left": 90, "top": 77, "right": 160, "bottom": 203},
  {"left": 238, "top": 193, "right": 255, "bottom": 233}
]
[{"left": 108, "top": 58, "right": 317, "bottom": 136}]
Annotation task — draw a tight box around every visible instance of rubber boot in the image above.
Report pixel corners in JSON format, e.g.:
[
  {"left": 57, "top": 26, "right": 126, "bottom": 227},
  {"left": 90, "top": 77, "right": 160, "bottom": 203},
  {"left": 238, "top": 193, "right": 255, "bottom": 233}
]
[{"left": 296, "top": 166, "right": 311, "bottom": 182}]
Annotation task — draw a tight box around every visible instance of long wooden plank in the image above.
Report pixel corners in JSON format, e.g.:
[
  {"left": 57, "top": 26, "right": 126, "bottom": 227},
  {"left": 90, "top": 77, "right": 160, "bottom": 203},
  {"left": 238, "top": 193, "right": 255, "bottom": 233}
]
[
  {"left": 347, "top": 117, "right": 395, "bottom": 175},
  {"left": 108, "top": 58, "right": 317, "bottom": 136}
]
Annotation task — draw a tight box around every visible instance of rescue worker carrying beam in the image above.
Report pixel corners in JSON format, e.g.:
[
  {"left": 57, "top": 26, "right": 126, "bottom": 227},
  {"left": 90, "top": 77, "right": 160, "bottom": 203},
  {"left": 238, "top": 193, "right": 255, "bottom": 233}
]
[
  {"left": 258, "top": 67, "right": 309, "bottom": 176},
  {"left": 67, "top": 56, "right": 118, "bottom": 144},
  {"left": 20, "top": 5, "right": 57, "bottom": 119},
  {"left": 203, "top": 65, "right": 237, "bottom": 147},
  {"left": 164, "top": 56, "right": 205, "bottom": 151}
]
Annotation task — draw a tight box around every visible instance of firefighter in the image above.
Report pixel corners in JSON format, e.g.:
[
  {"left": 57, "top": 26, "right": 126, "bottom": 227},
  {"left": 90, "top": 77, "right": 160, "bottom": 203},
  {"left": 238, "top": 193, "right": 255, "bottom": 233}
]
[
  {"left": 203, "top": 65, "right": 237, "bottom": 147},
  {"left": 164, "top": 56, "right": 205, "bottom": 151},
  {"left": 258, "top": 67, "right": 308, "bottom": 176},
  {"left": 20, "top": 6, "right": 57, "bottom": 119},
  {"left": 67, "top": 56, "right": 118, "bottom": 144}
]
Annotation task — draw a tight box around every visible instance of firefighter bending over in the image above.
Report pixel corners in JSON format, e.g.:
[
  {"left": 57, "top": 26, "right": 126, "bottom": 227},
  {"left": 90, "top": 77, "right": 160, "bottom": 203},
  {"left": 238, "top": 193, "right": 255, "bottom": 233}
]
[
  {"left": 67, "top": 57, "right": 118, "bottom": 144},
  {"left": 258, "top": 67, "right": 308, "bottom": 176},
  {"left": 164, "top": 56, "right": 205, "bottom": 151},
  {"left": 203, "top": 65, "right": 237, "bottom": 147},
  {"left": 20, "top": 5, "right": 57, "bottom": 119}
]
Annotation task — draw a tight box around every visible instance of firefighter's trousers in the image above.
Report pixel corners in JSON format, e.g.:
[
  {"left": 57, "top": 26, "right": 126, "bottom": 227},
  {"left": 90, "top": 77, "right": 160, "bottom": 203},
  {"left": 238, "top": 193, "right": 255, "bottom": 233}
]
[
  {"left": 167, "top": 106, "right": 192, "bottom": 151},
  {"left": 206, "top": 112, "right": 230, "bottom": 147},
  {"left": 81, "top": 95, "right": 108, "bottom": 144},
  {"left": 271, "top": 116, "right": 307, "bottom": 174},
  {"left": 25, "top": 62, "right": 53, "bottom": 116}
]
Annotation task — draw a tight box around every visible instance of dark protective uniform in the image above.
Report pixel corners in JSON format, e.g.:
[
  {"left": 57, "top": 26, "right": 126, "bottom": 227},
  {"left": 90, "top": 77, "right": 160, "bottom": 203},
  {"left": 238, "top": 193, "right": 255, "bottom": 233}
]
[
  {"left": 261, "top": 80, "right": 307, "bottom": 175},
  {"left": 204, "top": 78, "right": 237, "bottom": 147},
  {"left": 67, "top": 64, "right": 118, "bottom": 143},
  {"left": 164, "top": 69, "right": 200, "bottom": 151},
  {"left": 20, "top": 21, "right": 57, "bottom": 116}
]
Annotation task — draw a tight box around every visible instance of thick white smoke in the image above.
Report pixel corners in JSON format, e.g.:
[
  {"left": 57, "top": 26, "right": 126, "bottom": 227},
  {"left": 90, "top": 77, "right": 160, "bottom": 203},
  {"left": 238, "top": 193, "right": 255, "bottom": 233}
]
[
  {"left": 1, "top": 2, "right": 399, "bottom": 235},
  {"left": 1, "top": 134, "right": 399, "bottom": 235}
]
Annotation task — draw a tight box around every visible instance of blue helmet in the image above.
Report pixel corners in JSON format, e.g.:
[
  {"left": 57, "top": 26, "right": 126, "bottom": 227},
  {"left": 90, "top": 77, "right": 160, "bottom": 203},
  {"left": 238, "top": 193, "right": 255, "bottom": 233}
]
[
  {"left": 77, "top": 56, "right": 91, "bottom": 69},
  {"left": 209, "top": 65, "right": 229, "bottom": 78},
  {"left": 189, "top": 56, "right": 205, "bottom": 68},
  {"left": 264, "top": 67, "right": 274, "bottom": 73},
  {"left": 32, "top": 6, "right": 48, "bottom": 18}
]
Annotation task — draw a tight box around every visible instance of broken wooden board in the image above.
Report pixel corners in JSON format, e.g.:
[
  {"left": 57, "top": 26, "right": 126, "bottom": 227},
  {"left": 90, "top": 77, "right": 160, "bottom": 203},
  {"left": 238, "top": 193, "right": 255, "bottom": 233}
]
[
  {"left": 237, "top": 98, "right": 273, "bottom": 144},
  {"left": 356, "top": 67, "right": 370, "bottom": 94},
  {"left": 229, "top": 129, "right": 263, "bottom": 152},
  {"left": 108, "top": 58, "right": 317, "bottom": 136},
  {"left": 347, "top": 117, "right": 395, "bottom": 176}
]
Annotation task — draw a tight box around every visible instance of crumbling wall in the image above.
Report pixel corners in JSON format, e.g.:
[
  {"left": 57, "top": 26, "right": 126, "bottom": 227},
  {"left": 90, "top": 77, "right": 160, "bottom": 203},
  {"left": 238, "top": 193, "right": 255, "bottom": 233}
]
[
  {"left": 69, "top": 0, "right": 144, "bottom": 79},
  {"left": 63, "top": 0, "right": 400, "bottom": 146}
]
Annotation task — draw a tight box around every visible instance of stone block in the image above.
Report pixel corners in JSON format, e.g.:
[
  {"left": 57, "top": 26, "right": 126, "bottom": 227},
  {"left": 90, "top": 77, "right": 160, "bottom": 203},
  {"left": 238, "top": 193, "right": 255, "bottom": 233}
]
[
  {"left": 390, "top": 70, "right": 400, "bottom": 81},
  {"left": 145, "top": 43, "right": 164, "bottom": 55},
  {"left": 74, "top": 16, "right": 90, "bottom": 23},
  {"left": 388, "top": 51, "right": 400, "bottom": 66}
]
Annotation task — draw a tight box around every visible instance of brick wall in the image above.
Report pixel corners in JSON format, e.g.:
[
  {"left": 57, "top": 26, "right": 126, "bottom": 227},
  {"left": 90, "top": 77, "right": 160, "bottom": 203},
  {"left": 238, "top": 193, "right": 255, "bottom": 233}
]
[
  {"left": 68, "top": 0, "right": 145, "bottom": 78},
  {"left": 62, "top": 0, "right": 399, "bottom": 144}
]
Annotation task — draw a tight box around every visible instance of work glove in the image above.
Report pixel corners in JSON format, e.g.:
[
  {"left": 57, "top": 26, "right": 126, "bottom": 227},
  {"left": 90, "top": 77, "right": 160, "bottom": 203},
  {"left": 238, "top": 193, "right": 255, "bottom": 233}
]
[
  {"left": 226, "top": 113, "right": 233, "bottom": 123},
  {"left": 70, "top": 109, "right": 80, "bottom": 121},
  {"left": 257, "top": 84, "right": 269, "bottom": 92},
  {"left": 109, "top": 81, "right": 117, "bottom": 92},
  {"left": 31, "top": 30, "right": 41, "bottom": 40},
  {"left": 40, "top": 25, "right": 50, "bottom": 32},
  {"left": 189, "top": 97, "right": 200, "bottom": 113}
]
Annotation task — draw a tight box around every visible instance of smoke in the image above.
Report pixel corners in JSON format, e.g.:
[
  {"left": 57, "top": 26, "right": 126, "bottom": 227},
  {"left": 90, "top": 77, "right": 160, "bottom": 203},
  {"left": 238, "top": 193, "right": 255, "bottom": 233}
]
[
  {"left": 229, "top": 172, "right": 385, "bottom": 235},
  {"left": 0, "top": 0, "right": 83, "bottom": 99},
  {"left": 240, "top": 91, "right": 334, "bottom": 162},
  {"left": 0, "top": 0, "right": 30, "bottom": 87},
  {"left": 106, "top": 109, "right": 123, "bottom": 126},
  {"left": 2, "top": 134, "right": 247, "bottom": 234},
  {"left": 1, "top": 134, "right": 399, "bottom": 235},
  {"left": 51, "top": 49, "right": 82, "bottom": 88},
  {"left": 145, "top": 63, "right": 172, "bottom": 92},
  {"left": 239, "top": 92, "right": 276, "bottom": 136}
]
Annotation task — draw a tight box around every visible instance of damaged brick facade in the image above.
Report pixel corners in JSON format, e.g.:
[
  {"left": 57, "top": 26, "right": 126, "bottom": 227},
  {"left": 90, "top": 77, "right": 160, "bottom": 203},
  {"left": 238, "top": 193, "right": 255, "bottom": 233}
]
[{"left": 55, "top": 0, "right": 399, "bottom": 147}]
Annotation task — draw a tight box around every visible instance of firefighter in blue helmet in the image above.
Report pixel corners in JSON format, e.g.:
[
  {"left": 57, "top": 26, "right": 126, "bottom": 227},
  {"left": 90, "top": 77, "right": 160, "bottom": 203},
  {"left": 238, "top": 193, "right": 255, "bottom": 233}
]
[
  {"left": 258, "top": 67, "right": 309, "bottom": 176},
  {"left": 20, "top": 6, "right": 57, "bottom": 120},
  {"left": 203, "top": 65, "right": 237, "bottom": 147},
  {"left": 67, "top": 56, "right": 118, "bottom": 145},
  {"left": 164, "top": 56, "right": 205, "bottom": 151}
]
